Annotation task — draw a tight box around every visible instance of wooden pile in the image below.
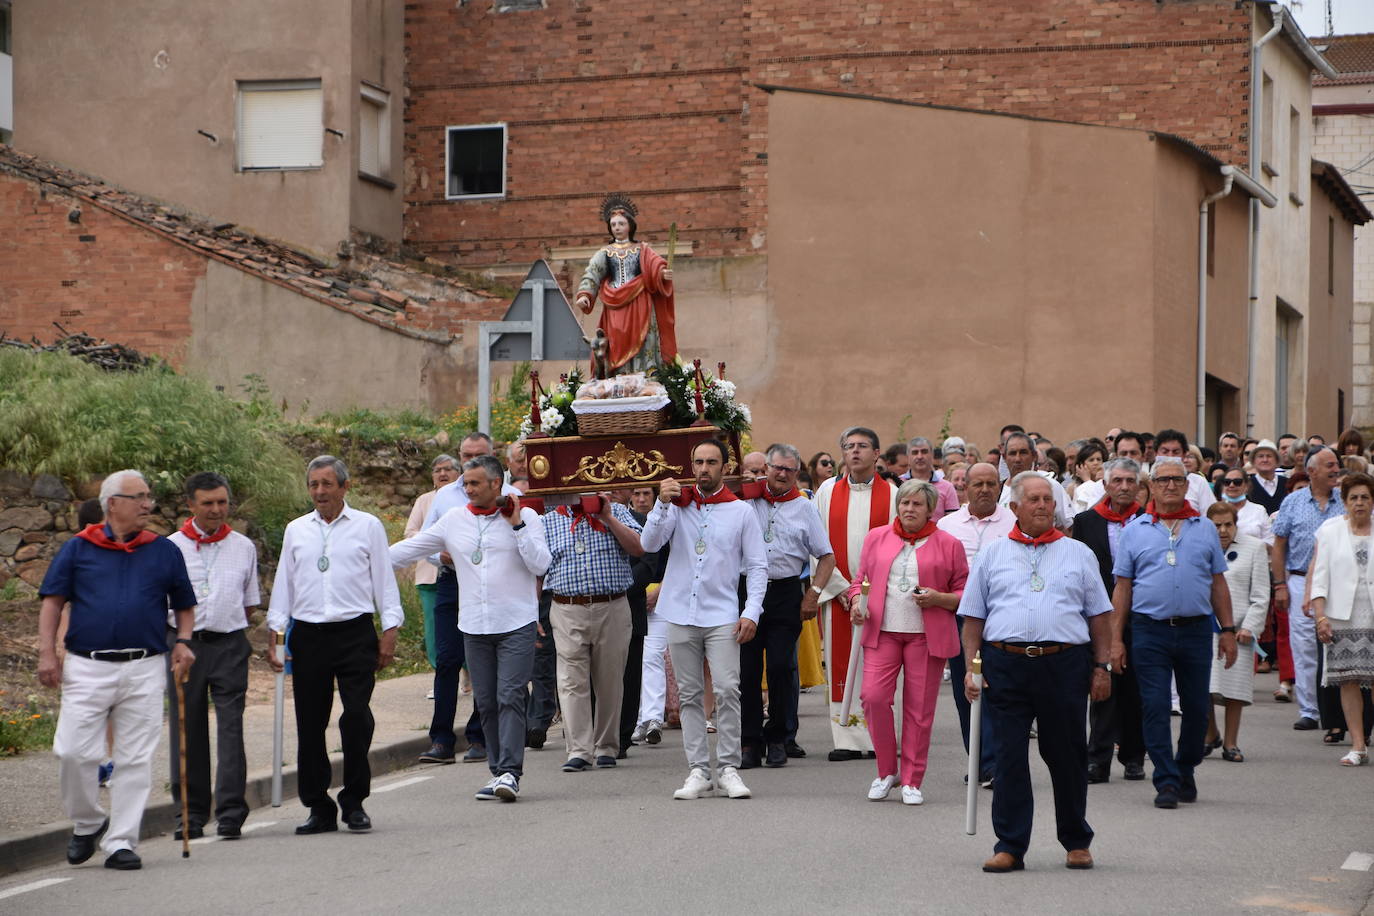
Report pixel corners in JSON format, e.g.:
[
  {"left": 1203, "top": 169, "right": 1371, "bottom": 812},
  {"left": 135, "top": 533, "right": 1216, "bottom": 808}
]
[{"left": 0, "top": 324, "right": 156, "bottom": 371}]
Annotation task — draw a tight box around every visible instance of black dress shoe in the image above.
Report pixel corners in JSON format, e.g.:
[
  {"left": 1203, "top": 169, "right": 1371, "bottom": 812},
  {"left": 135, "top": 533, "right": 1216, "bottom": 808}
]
[
  {"left": 740, "top": 747, "right": 762, "bottom": 770},
  {"left": 216, "top": 821, "right": 242, "bottom": 839},
  {"left": 344, "top": 809, "right": 372, "bottom": 832},
  {"left": 1293, "top": 716, "right": 1319, "bottom": 731},
  {"left": 1123, "top": 762, "right": 1146, "bottom": 781},
  {"left": 295, "top": 814, "right": 338, "bottom": 835},
  {"left": 615, "top": 748, "right": 628, "bottom": 760},
  {"left": 67, "top": 818, "right": 108, "bottom": 864},
  {"left": 173, "top": 823, "right": 204, "bottom": 841},
  {"left": 103, "top": 849, "right": 141, "bottom": 870},
  {"left": 828, "top": 748, "right": 864, "bottom": 762},
  {"left": 1178, "top": 775, "right": 1198, "bottom": 803},
  {"left": 1153, "top": 787, "right": 1180, "bottom": 809},
  {"left": 1086, "top": 764, "right": 1108, "bottom": 785},
  {"left": 764, "top": 743, "right": 787, "bottom": 767},
  {"left": 526, "top": 727, "right": 547, "bottom": 749},
  {"left": 784, "top": 740, "right": 806, "bottom": 759}
]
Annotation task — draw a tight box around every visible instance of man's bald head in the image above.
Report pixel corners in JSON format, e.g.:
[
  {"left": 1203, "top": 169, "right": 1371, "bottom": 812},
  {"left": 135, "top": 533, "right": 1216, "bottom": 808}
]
[{"left": 965, "top": 462, "right": 1002, "bottom": 518}]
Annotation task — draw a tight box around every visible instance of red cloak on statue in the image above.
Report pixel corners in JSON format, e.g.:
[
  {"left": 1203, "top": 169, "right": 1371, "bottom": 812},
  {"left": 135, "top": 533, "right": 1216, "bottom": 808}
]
[{"left": 595, "top": 242, "right": 678, "bottom": 371}]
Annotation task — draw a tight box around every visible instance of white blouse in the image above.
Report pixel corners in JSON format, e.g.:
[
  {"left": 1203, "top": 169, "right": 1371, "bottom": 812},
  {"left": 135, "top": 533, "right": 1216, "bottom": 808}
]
[{"left": 882, "top": 538, "right": 926, "bottom": 633}]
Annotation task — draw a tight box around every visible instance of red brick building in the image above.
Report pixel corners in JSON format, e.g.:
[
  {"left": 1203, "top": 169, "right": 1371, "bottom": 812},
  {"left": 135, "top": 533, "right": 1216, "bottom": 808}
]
[{"left": 404, "top": 0, "right": 1257, "bottom": 265}]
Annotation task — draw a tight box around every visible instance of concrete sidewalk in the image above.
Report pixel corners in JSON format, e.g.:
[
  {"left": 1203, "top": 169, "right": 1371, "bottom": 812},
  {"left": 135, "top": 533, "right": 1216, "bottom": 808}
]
[{"left": 0, "top": 672, "right": 461, "bottom": 876}]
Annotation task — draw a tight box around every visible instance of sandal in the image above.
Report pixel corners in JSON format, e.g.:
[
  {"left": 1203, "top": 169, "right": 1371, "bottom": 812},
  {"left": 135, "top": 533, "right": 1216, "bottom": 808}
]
[
  {"left": 1221, "top": 747, "right": 1244, "bottom": 763},
  {"left": 1324, "top": 729, "right": 1347, "bottom": 745},
  {"left": 1339, "top": 749, "right": 1368, "bottom": 767},
  {"left": 1274, "top": 683, "right": 1293, "bottom": 703},
  {"left": 1202, "top": 735, "right": 1222, "bottom": 757}
]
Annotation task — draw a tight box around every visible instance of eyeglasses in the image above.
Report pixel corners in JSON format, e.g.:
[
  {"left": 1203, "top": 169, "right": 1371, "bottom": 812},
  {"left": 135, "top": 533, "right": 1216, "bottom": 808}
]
[
  {"left": 841, "top": 442, "right": 873, "bottom": 451},
  {"left": 767, "top": 463, "right": 800, "bottom": 474},
  {"left": 111, "top": 492, "right": 155, "bottom": 504},
  {"left": 818, "top": 459, "right": 834, "bottom": 467},
  {"left": 1223, "top": 478, "right": 1246, "bottom": 486},
  {"left": 1153, "top": 476, "right": 1188, "bottom": 487}
]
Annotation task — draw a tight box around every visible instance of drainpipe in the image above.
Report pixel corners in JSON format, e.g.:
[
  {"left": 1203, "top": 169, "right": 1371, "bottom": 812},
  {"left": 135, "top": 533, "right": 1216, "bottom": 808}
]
[
  {"left": 1199, "top": 167, "right": 1236, "bottom": 444},
  {"left": 1245, "top": 6, "right": 1284, "bottom": 438}
]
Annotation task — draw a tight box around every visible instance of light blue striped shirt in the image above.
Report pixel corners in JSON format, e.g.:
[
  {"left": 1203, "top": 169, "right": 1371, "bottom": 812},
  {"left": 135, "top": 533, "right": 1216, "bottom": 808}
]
[{"left": 959, "top": 535, "right": 1112, "bottom": 643}]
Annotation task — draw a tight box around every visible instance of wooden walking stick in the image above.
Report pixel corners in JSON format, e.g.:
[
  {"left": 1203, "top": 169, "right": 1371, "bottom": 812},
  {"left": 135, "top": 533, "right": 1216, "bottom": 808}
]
[{"left": 174, "top": 672, "right": 191, "bottom": 859}]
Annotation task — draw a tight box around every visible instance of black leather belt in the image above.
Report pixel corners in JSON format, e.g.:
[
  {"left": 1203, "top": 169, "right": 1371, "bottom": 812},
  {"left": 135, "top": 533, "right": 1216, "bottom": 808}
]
[
  {"left": 192, "top": 629, "right": 243, "bottom": 642},
  {"left": 987, "top": 641, "right": 1071, "bottom": 657},
  {"left": 1287, "top": 569, "right": 1306, "bottom": 577},
  {"left": 1132, "top": 612, "right": 1208, "bottom": 627},
  {"left": 70, "top": 648, "right": 162, "bottom": 662},
  {"left": 551, "top": 592, "right": 626, "bottom": 605}
]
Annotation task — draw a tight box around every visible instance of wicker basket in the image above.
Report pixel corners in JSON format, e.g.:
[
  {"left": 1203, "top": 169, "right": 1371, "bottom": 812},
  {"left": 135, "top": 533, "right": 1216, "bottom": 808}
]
[{"left": 576, "top": 406, "right": 670, "bottom": 436}]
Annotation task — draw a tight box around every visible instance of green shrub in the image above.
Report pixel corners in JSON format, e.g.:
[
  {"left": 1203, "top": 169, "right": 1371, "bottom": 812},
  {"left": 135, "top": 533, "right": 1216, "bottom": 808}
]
[{"left": 0, "top": 698, "right": 57, "bottom": 757}]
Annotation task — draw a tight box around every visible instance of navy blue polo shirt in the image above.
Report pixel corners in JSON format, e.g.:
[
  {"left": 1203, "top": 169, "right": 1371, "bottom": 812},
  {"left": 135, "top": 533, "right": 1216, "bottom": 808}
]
[{"left": 40, "top": 527, "right": 196, "bottom": 654}]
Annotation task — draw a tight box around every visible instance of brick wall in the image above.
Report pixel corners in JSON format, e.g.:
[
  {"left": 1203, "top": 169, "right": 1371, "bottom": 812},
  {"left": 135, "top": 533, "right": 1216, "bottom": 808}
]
[
  {"left": 404, "top": 0, "right": 1253, "bottom": 264},
  {"left": 0, "top": 175, "right": 203, "bottom": 362}
]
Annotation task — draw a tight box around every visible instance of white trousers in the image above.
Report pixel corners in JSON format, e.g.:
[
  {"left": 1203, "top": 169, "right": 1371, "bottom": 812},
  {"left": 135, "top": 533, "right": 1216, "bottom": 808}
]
[
  {"left": 1287, "top": 573, "right": 1319, "bottom": 720},
  {"left": 53, "top": 654, "right": 165, "bottom": 854},
  {"left": 638, "top": 611, "right": 668, "bottom": 726}
]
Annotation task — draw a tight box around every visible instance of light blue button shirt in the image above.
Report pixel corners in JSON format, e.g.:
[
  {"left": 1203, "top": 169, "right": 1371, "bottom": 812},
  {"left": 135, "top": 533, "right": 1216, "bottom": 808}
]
[
  {"left": 1113, "top": 515, "right": 1227, "bottom": 619},
  {"left": 958, "top": 535, "right": 1111, "bottom": 643}
]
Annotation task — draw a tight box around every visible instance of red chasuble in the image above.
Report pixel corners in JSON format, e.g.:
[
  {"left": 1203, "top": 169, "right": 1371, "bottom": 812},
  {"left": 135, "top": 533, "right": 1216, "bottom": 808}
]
[
  {"left": 596, "top": 242, "right": 678, "bottom": 371},
  {"left": 826, "top": 475, "right": 893, "bottom": 704}
]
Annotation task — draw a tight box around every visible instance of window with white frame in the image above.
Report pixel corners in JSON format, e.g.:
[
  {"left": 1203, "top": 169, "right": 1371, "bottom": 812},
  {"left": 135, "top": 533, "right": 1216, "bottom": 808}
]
[
  {"left": 446, "top": 124, "right": 506, "bottom": 199},
  {"left": 359, "top": 83, "right": 390, "bottom": 180},
  {"left": 237, "top": 79, "right": 323, "bottom": 171}
]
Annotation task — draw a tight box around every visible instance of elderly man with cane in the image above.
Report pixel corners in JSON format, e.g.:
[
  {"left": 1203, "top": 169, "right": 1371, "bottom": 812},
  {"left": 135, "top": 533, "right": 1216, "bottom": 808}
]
[
  {"left": 960, "top": 473, "right": 1113, "bottom": 873},
  {"left": 38, "top": 470, "right": 197, "bottom": 871}
]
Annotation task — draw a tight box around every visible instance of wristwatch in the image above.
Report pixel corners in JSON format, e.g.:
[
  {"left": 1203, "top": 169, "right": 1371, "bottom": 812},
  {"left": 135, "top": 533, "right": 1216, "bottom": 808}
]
[
  {"left": 175, "top": 637, "right": 193, "bottom": 647},
  {"left": 809, "top": 584, "right": 823, "bottom": 596},
  {"left": 1219, "top": 626, "right": 1237, "bottom": 634},
  {"left": 1094, "top": 661, "right": 1112, "bottom": 673},
  {"left": 512, "top": 521, "right": 526, "bottom": 531}
]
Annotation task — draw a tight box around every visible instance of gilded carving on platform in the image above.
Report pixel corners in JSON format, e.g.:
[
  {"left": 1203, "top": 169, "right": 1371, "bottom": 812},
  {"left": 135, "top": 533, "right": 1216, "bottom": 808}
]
[{"left": 561, "top": 441, "right": 684, "bottom": 485}]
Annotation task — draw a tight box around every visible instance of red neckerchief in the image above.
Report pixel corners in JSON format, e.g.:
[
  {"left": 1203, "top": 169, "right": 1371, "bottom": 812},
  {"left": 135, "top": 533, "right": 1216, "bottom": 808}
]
[
  {"left": 671, "top": 485, "right": 739, "bottom": 508},
  {"left": 892, "top": 518, "right": 938, "bottom": 544},
  {"left": 1146, "top": 501, "right": 1199, "bottom": 523},
  {"left": 179, "top": 518, "right": 232, "bottom": 549},
  {"left": 76, "top": 523, "right": 158, "bottom": 553},
  {"left": 556, "top": 504, "right": 607, "bottom": 533},
  {"left": 828, "top": 474, "right": 893, "bottom": 578},
  {"left": 1008, "top": 525, "right": 1065, "bottom": 546},
  {"left": 468, "top": 503, "right": 501, "bottom": 517},
  {"left": 741, "top": 481, "right": 801, "bottom": 503},
  {"left": 1093, "top": 499, "right": 1141, "bottom": 524}
]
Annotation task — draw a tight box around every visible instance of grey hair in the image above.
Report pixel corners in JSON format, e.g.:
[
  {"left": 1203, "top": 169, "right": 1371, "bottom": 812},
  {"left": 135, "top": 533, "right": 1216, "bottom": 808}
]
[
  {"left": 1150, "top": 456, "right": 1186, "bottom": 479},
  {"left": 1008, "top": 470, "right": 1051, "bottom": 504},
  {"left": 1066, "top": 438, "right": 1089, "bottom": 453},
  {"left": 907, "top": 436, "right": 933, "bottom": 451},
  {"left": 1102, "top": 457, "right": 1140, "bottom": 479},
  {"left": 765, "top": 442, "right": 802, "bottom": 467},
  {"left": 462, "top": 430, "right": 494, "bottom": 448},
  {"left": 895, "top": 478, "right": 939, "bottom": 513},
  {"left": 431, "top": 453, "right": 457, "bottom": 470},
  {"left": 306, "top": 455, "right": 349, "bottom": 485},
  {"left": 839, "top": 426, "right": 880, "bottom": 451},
  {"left": 99, "top": 470, "right": 147, "bottom": 513},
  {"left": 463, "top": 455, "right": 504, "bottom": 481},
  {"left": 1306, "top": 446, "right": 1335, "bottom": 471},
  {"left": 506, "top": 440, "right": 525, "bottom": 460}
]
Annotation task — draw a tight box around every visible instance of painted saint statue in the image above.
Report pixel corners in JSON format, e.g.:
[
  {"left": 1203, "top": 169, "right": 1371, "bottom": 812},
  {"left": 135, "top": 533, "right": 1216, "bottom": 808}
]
[{"left": 574, "top": 194, "right": 678, "bottom": 374}]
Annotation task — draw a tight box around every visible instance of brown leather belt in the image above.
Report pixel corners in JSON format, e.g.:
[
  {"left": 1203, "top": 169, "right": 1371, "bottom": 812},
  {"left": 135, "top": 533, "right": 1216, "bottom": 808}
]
[
  {"left": 987, "top": 641, "right": 1071, "bottom": 657},
  {"left": 551, "top": 592, "right": 626, "bottom": 605}
]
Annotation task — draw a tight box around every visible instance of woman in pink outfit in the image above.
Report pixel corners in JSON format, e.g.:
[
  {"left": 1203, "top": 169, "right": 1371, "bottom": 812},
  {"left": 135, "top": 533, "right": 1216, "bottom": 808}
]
[{"left": 847, "top": 479, "right": 968, "bottom": 805}]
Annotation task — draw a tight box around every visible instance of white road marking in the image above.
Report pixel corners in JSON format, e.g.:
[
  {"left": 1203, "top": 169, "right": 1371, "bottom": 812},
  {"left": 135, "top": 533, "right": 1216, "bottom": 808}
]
[
  {"left": 189, "top": 820, "right": 277, "bottom": 845},
  {"left": 1341, "top": 852, "right": 1374, "bottom": 871},
  {"left": 0, "top": 878, "right": 72, "bottom": 901},
  {"left": 373, "top": 776, "right": 433, "bottom": 793}
]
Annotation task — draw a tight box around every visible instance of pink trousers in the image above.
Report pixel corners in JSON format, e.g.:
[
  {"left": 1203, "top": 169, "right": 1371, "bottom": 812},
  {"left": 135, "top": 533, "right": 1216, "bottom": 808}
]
[{"left": 860, "top": 631, "right": 944, "bottom": 788}]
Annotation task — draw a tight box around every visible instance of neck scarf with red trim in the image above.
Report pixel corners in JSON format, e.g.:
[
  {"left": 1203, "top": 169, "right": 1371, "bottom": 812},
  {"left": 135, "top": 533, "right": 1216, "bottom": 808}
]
[
  {"left": 827, "top": 474, "right": 892, "bottom": 579},
  {"left": 892, "top": 518, "right": 939, "bottom": 544},
  {"left": 1146, "top": 501, "right": 1199, "bottom": 523},
  {"left": 556, "top": 504, "right": 607, "bottom": 533},
  {"left": 740, "top": 481, "right": 801, "bottom": 504},
  {"left": 76, "top": 523, "right": 158, "bottom": 552},
  {"left": 179, "top": 518, "right": 232, "bottom": 549},
  {"left": 468, "top": 503, "right": 502, "bottom": 517},
  {"left": 1008, "top": 525, "right": 1065, "bottom": 546},
  {"left": 671, "top": 485, "right": 738, "bottom": 508},
  {"left": 1093, "top": 499, "right": 1141, "bottom": 525}
]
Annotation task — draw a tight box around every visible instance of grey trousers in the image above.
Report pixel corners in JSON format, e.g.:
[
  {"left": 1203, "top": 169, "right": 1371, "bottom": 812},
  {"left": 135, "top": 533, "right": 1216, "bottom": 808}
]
[
  {"left": 466, "top": 623, "right": 537, "bottom": 778},
  {"left": 166, "top": 630, "right": 251, "bottom": 828},
  {"left": 667, "top": 622, "right": 742, "bottom": 772}
]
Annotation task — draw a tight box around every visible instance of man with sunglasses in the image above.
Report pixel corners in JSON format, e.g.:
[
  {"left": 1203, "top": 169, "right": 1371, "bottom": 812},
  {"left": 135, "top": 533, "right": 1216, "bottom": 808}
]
[{"left": 739, "top": 443, "right": 835, "bottom": 769}]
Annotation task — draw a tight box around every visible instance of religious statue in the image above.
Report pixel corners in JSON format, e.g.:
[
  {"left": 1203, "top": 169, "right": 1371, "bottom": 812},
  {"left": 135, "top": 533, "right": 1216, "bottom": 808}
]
[{"left": 575, "top": 194, "right": 678, "bottom": 377}]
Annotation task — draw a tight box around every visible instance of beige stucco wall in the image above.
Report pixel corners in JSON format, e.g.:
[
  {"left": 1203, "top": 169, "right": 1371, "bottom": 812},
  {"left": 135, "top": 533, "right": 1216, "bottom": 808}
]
[
  {"left": 349, "top": 0, "right": 404, "bottom": 243},
  {"left": 1307, "top": 180, "right": 1356, "bottom": 434},
  {"left": 188, "top": 261, "right": 462, "bottom": 414},
  {"left": 13, "top": 0, "right": 402, "bottom": 260}
]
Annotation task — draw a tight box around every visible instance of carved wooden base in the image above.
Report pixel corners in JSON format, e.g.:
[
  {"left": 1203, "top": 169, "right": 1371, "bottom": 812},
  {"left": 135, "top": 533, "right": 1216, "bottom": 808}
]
[{"left": 523, "top": 426, "right": 743, "bottom": 496}]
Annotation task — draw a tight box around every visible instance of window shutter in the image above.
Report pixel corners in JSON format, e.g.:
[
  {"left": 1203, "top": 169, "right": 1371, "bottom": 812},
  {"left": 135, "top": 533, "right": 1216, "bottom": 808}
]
[
  {"left": 238, "top": 85, "right": 323, "bottom": 170},
  {"left": 359, "top": 98, "right": 381, "bottom": 177}
]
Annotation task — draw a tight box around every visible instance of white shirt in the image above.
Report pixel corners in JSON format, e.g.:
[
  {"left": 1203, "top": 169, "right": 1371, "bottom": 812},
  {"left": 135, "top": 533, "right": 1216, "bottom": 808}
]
[
  {"left": 389, "top": 506, "right": 549, "bottom": 635},
  {"left": 167, "top": 527, "right": 260, "bottom": 633},
  {"left": 998, "top": 471, "right": 1073, "bottom": 529},
  {"left": 938, "top": 504, "right": 1016, "bottom": 571},
  {"left": 882, "top": 541, "right": 925, "bottom": 633},
  {"left": 746, "top": 492, "right": 832, "bottom": 579},
  {"left": 1072, "top": 479, "right": 1105, "bottom": 515},
  {"left": 1186, "top": 472, "right": 1217, "bottom": 513},
  {"left": 640, "top": 495, "right": 768, "bottom": 626},
  {"left": 1231, "top": 499, "right": 1274, "bottom": 546},
  {"left": 267, "top": 503, "right": 404, "bottom": 633}
]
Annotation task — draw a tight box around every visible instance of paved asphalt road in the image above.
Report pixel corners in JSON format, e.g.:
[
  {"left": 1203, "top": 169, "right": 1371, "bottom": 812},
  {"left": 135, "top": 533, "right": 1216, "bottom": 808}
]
[{"left": 1, "top": 686, "right": 1371, "bottom": 915}]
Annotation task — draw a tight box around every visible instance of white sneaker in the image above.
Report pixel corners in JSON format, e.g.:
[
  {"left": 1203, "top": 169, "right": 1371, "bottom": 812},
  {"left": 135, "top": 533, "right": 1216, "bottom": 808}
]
[
  {"left": 673, "top": 767, "right": 715, "bottom": 800},
  {"left": 718, "top": 766, "right": 752, "bottom": 799},
  {"left": 901, "top": 785, "right": 924, "bottom": 806},
  {"left": 425, "top": 688, "right": 435, "bottom": 700},
  {"left": 474, "top": 777, "right": 499, "bottom": 801},
  {"left": 631, "top": 723, "right": 647, "bottom": 744},
  {"left": 868, "top": 775, "right": 897, "bottom": 801},
  {"left": 645, "top": 721, "right": 663, "bottom": 745},
  {"left": 493, "top": 772, "right": 520, "bottom": 802}
]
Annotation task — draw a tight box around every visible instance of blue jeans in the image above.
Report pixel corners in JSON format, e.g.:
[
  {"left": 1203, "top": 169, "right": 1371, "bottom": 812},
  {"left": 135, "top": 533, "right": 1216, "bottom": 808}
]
[
  {"left": 466, "top": 623, "right": 538, "bottom": 778},
  {"left": 431, "top": 570, "right": 485, "bottom": 750},
  {"left": 1130, "top": 613, "right": 1212, "bottom": 791}
]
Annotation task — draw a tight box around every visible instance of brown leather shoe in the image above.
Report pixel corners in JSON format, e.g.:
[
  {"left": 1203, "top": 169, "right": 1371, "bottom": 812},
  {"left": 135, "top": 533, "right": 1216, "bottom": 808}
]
[
  {"left": 982, "top": 852, "right": 1025, "bottom": 873},
  {"left": 1066, "top": 849, "right": 1094, "bottom": 869}
]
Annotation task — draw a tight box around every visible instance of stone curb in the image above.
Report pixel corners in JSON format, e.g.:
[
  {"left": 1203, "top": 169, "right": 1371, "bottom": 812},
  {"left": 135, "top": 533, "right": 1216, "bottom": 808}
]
[{"left": 0, "top": 733, "right": 435, "bottom": 877}]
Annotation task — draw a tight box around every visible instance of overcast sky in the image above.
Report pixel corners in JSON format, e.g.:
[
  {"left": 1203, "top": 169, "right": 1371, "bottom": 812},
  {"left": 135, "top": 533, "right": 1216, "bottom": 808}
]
[{"left": 1284, "top": 0, "right": 1374, "bottom": 38}]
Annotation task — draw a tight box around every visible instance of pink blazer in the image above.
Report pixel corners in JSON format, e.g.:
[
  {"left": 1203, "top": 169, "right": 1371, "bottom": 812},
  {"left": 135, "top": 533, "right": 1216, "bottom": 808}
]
[{"left": 845, "top": 525, "right": 968, "bottom": 659}]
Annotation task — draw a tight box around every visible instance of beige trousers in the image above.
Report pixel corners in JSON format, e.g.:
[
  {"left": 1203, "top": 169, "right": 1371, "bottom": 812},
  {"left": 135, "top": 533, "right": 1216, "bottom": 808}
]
[{"left": 551, "top": 595, "right": 633, "bottom": 760}]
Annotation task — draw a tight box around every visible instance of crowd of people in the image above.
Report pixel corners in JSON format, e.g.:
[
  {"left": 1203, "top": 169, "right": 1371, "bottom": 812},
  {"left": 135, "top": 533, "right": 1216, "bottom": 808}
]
[{"left": 32, "top": 419, "right": 1374, "bottom": 873}]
